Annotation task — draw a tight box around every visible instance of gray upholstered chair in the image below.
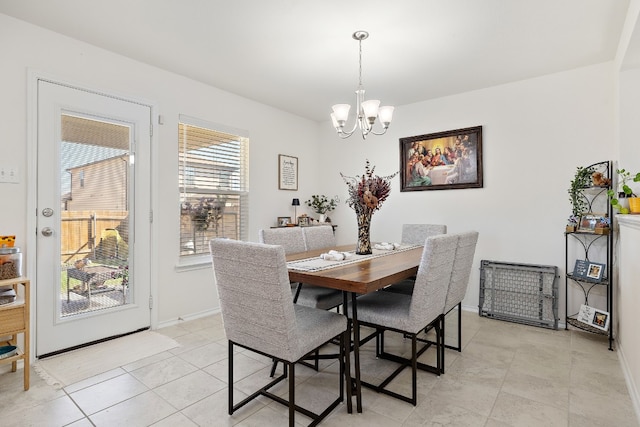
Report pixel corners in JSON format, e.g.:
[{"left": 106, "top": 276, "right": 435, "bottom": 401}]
[
  {"left": 260, "top": 226, "right": 343, "bottom": 311},
  {"left": 259, "top": 226, "right": 343, "bottom": 376},
  {"left": 258, "top": 227, "right": 306, "bottom": 254},
  {"left": 384, "top": 224, "right": 448, "bottom": 295},
  {"left": 210, "top": 238, "right": 351, "bottom": 425},
  {"left": 401, "top": 223, "right": 447, "bottom": 245},
  {"left": 297, "top": 226, "right": 343, "bottom": 310},
  {"left": 348, "top": 233, "right": 458, "bottom": 405},
  {"left": 442, "top": 231, "right": 478, "bottom": 358},
  {"left": 302, "top": 225, "right": 336, "bottom": 251}
]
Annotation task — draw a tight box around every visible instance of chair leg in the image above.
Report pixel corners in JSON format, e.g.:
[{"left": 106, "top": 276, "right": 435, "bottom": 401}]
[
  {"left": 441, "top": 304, "right": 463, "bottom": 353},
  {"left": 228, "top": 341, "right": 234, "bottom": 415},
  {"left": 377, "top": 328, "right": 384, "bottom": 357},
  {"left": 288, "top": 361, "right": 295, "bottom": 427},
  {"left": 269, "top": 359, "right": 279, "bottom": 377},
  {"left": 457, "top": 302, "right": 462, "bottom": 352},
  {"left": 411, "top": 333, "right": 417, "bottom": 406},
  {"left": 440, "top": 314, "right": 445, "bottom": 374},
  {"left": 437, "top": 317, "right": 443, "bottom": 375},
  {"left": 343, "top": 329, "right": 353, "bottom": 413}
]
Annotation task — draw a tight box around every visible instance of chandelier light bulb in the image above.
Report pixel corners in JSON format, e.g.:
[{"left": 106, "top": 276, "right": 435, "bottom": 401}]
[
  {"left": 361, "top": 99, "right": 380, "bottom": 122},
  {"left": 378, "top": 106, "right": 395, "bottom": 127},
  {"left": 329, "top": 30, "right": 394, "bottom": 139},
  {"left": 332, "top": 104, "right": 351, "bottom": 123}
]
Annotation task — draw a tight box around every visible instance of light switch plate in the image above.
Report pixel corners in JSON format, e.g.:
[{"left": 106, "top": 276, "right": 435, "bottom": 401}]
[{"left": 0, "top": 166, "right": 19, "bottom": 183}]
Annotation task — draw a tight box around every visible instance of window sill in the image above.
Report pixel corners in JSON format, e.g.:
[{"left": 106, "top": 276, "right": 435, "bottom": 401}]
[{"left": 175, "top": 254, "right": 212, "bottom": 272}]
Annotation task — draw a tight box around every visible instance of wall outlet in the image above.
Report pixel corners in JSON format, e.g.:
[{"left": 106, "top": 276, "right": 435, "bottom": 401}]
[{"left": 0, "top": 166, "right": 19, "bottom": 183}]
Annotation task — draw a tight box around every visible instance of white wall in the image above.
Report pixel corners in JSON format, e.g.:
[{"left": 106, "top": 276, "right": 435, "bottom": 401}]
[
  {"left": 617, "top": 217, "right": 640, "bottom": 418},
  {"left": 0, "top": 14, "right": 320, "bottom": 325},
  {"left": 0, "top": 12, "right": 619, "bottom": 328},
  {"left": 319, "top": 62, "right": 616, "bottom": 316},
  {"left": 617, "top": 40, "right": 640, "bottom": 420},
  {"left": 620, "top": 68, "right": 640, "bottom": 175}
]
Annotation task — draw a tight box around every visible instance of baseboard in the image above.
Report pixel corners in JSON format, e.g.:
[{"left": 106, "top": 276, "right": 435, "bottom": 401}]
[
  {"left": 617, "top": 341, "right": 640, "bottom": 424},
  {"left": 156, "top": 307, "right": 221, "bottom": 330}
]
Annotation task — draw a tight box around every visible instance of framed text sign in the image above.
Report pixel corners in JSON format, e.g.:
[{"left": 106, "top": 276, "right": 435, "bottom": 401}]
[
  {"left": 572, "top": 260, "right": 605, "bottom": 282},
  {"left": 278, "top": 154, "right": 298, "bottom": 190},
  {"left": 577, "top": 304, "right": 610, "bottom": 331}
]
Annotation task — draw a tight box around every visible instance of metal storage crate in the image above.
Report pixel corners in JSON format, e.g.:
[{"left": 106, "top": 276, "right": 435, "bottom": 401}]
[{"left": 479, "top": 260, "right": 559, "bottom": 330}]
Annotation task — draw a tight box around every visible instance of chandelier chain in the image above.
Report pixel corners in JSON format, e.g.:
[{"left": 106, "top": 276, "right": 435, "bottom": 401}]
[{"left": 358, "top": 37, "right": 363, "bottom": 87}]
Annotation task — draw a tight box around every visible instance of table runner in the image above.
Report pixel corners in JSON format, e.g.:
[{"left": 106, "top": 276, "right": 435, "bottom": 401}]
[{"left": 287, "top": 244, "right": 421, "bottom": 272}]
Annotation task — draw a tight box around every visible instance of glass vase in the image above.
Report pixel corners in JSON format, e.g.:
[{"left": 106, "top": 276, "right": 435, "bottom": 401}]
[{"left": 355, "top": 212, "right": 372, "bottom": 255}]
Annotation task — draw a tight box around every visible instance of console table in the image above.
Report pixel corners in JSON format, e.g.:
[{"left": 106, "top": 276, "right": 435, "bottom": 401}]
[{"left": 271, "top": 224, "right": 338, "bottom": 234}]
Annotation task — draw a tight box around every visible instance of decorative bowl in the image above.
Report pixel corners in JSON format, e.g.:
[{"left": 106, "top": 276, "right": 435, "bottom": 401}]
[{"left": 0, "top": 345, "right": 18, "bottom": 360}]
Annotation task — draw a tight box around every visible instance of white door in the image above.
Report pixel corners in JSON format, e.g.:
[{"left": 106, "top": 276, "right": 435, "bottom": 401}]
[{"left": 36, "top": 79, "right": 152, "bottom": 357}]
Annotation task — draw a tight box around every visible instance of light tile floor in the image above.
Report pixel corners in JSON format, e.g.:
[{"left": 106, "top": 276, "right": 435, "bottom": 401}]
[{"left": 1, "top": 310, "right": 638, "bottom": 426}]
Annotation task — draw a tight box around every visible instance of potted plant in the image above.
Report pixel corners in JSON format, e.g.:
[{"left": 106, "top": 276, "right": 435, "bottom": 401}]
[
  {"left": 181, "top": 196, "right": 227, "bottom": 232},
  {"left": 607, "top": 168, "right": 640, "bottom": 214},
  {"left": 305, "top": 195, "right": 339, "bottom": 222},
  {"left": 568, "top": 166, "right": 595, "bottom": 218}
]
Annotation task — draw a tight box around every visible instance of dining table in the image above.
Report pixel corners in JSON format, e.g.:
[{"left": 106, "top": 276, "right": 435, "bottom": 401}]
[{"left": 286, "top": 243, "right": 423, "bottom": 413}]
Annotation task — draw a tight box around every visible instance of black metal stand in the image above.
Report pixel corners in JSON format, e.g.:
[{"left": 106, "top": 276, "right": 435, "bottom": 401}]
[{"left": 564, "top": 160, "right": 614, "bottom": 351}]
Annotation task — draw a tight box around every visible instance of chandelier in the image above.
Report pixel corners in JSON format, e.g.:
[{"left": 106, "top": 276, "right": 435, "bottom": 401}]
[{"left": 330, "top": 31, "right": 394, "bottom": 140}]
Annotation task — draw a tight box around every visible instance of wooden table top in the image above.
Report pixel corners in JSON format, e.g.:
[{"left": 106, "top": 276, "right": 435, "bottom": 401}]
[{"left": 286, "top": 244, "right": 423, "bottom": 294}]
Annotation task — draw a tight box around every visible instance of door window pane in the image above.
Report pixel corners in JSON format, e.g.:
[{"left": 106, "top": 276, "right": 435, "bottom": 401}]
[{"left": 60, "top": 114, "right": 131, "bottom": 317}]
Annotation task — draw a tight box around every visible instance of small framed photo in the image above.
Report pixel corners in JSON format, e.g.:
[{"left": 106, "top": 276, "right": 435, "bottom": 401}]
[
  {"left": 277, "top": 216, "right": 291, "bottom": 227},
  {"left": 577, "top": 304, "right": 610, "bottom": 331},
  {"left": 298, "top": 216, "right": 309, "bottom": 226},
  {"left": 578, "top": 214, "right": 599, "bottom": 233},
  {"left": 586, "top": 262, "right": 605, "bottom": 281}
]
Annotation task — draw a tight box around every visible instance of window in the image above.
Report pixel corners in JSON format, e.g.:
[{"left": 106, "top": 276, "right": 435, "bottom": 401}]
[{"left": 178, "top": 116, "right": 249, "bottom": 257}]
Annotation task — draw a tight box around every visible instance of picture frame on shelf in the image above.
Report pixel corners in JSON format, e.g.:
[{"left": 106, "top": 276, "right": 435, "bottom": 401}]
[
  {"left": 577, "top": 214, "right": 600, "bottom": 233},
  {"left": 586, "top": 262, "right": 605, "bottom": 281},
  {"left": 278, "top": 154, "right": 298, "bottom": 191},
  {"left": 572, "top": 259, "right": 606, "bottom": 282},
  {"left": 399, "top": 125, "right": 483, "bottom": 192},
  {"left": 277, "top": 216, "right": 291, "bottom": 227},
  {"left": 298, "top": 216, "right": 309, "bottom": 226},
  {"left": 577, "top": 304, "right": 610, "bottom": 331}
]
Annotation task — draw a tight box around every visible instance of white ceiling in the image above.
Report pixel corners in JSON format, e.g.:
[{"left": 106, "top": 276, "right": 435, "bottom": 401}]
[{"left": 0, "top": 0, "right": 631, "bottom": 122}]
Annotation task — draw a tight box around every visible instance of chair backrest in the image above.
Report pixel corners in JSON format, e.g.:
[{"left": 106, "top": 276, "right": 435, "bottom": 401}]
[
  {"left": 302, "top": 225, "right": 336, "bottom": 251},
  {"left": 444, "top": 231, "right": 479, "bottom": 313},
  {"left": 401, "top": 224, "right": 447, "bottom": 245},
  {"left": 408, "top": 234, "right": 458, "bottom": 331},
  {"left": 258, "top": 227, "right": 306, "bottom": 254},
  {"left": 210, "top": 238, "right": 299, "bottom": 361}
]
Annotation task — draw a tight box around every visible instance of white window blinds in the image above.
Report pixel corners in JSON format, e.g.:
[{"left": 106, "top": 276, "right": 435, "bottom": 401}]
[{"left": 178, "top": 116, "right": 248, "bottom": 256}]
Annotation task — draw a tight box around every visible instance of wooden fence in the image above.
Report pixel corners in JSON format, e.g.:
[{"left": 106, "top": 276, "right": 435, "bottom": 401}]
[{"left": 61, "top": 210, "right": 128, "bottom": 265}]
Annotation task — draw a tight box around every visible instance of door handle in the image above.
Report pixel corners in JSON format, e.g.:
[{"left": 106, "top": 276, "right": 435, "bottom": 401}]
[{"left": 41, "top": 227, "right": 54, "bottom": 237}]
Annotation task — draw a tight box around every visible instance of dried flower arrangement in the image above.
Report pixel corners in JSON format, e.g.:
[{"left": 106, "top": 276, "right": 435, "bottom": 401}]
[
  {"left": 341, "top": 160, "right": 398, "bottom": 254},
  {"left": 340, "top": 160, "right": 398, "bottom": 215}
]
